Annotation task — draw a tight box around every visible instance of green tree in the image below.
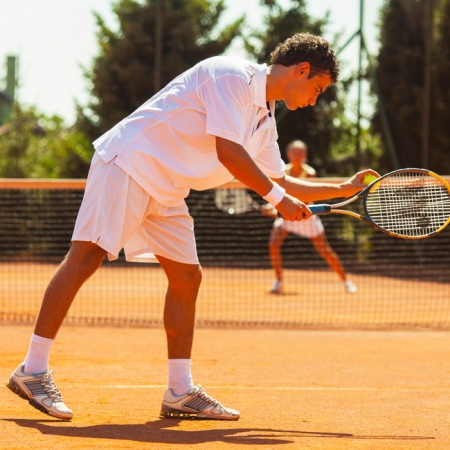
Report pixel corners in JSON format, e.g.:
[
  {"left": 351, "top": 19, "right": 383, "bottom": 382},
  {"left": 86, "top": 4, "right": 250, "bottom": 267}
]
[
  {"left": 244, "top": 0, "right": 374, "bottom": 175},
  {"left": 431, "top": 0, "right": 450, "bottom": 171},
  {"left": 0, "top": 105, "right": 92, "bottom": 178},
  {"left": 0, "top": 105, "right": 34, "bottom": 177},
  {"left": 79, "top": 0, "right": 243, "bottom": 138},
  {"left": 372, "top": 0, "right": 450, "bottom": 173},
  {"left": 372, "top": 0, "right": 423, "bottom": 171}
]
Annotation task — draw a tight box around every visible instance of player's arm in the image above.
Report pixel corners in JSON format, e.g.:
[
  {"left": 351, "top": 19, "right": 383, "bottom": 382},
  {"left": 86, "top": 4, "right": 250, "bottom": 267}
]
[
  {"left": 275, "top": 169, "right": 380, "bottom": 203},
  {"left": 215, "top": 137, "right": 311, "bottom": 221},
  {"left": 302, "top": 163, "right": 316, "bottom": 178}
]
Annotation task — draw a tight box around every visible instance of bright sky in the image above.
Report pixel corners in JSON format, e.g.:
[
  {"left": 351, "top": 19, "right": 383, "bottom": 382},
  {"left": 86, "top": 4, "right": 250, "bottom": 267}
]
[{"left": 0, "top": 0, "right": 385, "bottom": 125}]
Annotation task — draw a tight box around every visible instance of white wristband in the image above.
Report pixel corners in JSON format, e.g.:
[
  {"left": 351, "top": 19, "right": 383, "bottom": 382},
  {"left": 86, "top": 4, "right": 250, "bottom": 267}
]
[{"left": 263, "top": 183, "right": 285, "bottom": 206}]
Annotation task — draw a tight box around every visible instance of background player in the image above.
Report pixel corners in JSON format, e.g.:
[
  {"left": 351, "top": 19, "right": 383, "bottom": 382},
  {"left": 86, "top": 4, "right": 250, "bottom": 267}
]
[{"left": 263, "top": 140, "right": 357, "bottom": 294}]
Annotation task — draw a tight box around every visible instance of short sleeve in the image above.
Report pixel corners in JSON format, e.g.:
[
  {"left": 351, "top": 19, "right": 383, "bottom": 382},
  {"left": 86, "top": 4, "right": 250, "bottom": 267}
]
[
  {"left": 254, "top": 142, "right": 286, "bottom": 178},
  {"left": 200, "top": 74, "right": 253, "bottom": 146}
]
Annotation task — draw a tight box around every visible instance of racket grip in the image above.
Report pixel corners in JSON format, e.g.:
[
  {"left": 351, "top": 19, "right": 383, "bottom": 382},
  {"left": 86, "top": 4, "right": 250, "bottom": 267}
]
[{"left": 309, "top": 204, "right": 331, "bottom": 215}]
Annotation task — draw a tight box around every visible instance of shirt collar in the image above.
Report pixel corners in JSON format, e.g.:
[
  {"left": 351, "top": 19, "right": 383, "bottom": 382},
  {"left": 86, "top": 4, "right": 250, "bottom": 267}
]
[{"left": 253, "top": 63, "right": 268, "bottom": 110}]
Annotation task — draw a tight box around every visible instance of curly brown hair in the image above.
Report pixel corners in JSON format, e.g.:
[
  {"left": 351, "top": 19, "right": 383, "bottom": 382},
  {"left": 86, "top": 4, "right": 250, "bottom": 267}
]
[{"left": 270, "top": 33, "right": 339, "bottom": 84}]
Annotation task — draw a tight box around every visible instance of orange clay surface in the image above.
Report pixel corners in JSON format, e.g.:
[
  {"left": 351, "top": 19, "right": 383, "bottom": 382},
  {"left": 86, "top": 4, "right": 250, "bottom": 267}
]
[
  {"left": 1, "top": 324, "right": 450, "bottom": 449},
  {"left": 2, "top": 263, "right": 450, "bottom": 328}
]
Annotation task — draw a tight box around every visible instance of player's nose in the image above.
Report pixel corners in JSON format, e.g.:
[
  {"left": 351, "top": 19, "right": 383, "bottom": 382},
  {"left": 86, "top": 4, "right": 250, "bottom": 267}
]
[{"left": 309, "top": 95, "right": 318, "bottom": 107}]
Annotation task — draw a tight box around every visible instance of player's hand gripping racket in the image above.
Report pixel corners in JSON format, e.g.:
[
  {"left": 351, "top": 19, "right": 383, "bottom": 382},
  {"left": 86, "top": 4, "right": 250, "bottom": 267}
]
[{"left": 309, "top": 169, "right": 450, "bottom": 239}]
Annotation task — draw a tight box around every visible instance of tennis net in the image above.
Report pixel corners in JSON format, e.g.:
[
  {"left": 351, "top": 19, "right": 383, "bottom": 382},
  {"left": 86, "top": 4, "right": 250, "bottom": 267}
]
[{"left": 1, "top": 178, "right": 449, "bottom": 329}]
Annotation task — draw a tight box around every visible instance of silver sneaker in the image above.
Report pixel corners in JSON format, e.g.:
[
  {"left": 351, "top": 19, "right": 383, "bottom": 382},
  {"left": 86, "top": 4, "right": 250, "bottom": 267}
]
[
  {"left": 160, "top": 385, "right": 240, "bottom": 420},
  {"left": 270, "top": 280, "right": 283, "bottom": 294},
  {"left": 345, "top": 280, "right": 357, "bottom": 294},
  {"left": 6, "top": 363, "right": 73, "bottom": 420}
]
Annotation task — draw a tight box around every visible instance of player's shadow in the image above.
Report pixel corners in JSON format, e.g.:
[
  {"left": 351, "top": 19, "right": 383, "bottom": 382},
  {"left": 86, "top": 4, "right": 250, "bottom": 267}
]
[
  {"left": 3, "top": 418, "right": 434, "bottom": 445},
  {"left": 268, "top": 291, "right": 299, "bottom": 296}
]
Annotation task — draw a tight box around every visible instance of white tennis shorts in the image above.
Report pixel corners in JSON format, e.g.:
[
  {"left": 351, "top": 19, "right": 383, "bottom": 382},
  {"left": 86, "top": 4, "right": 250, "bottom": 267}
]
[
  {"left": 72, "top": 153, "right": 198, "bottom": 265},
  {"left": 273, "top": 214, "right": 324, "bottom": 239}
]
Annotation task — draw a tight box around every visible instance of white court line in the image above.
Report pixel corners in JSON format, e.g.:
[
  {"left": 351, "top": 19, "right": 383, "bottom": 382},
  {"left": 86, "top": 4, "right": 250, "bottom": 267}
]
[
  {"left": 1, "top": 384, "right": 448, "bottom": 391},
  {"left": 56, "top": 385, "right": 450, "bottom": 392}
]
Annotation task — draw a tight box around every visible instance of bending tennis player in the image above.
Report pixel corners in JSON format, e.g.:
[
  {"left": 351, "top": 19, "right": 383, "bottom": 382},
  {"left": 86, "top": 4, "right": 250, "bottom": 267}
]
[
  {"left": 264, "top": 140, "right": 357, "bottom": 294},
  {"left": 7, "top": 33, "right": 378, "bottom": 421}
]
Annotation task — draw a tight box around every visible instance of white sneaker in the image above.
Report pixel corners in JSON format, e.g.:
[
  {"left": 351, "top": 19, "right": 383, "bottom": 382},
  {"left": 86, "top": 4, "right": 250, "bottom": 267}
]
[
  {"left": 345, "top": 280, "right": 357, "bottom": 294},
  {"left": 160, "top": 385, "right": 240, "bottom": 420},
  {"left": 271, "top": 280, "right": 283, "bottom": 294},
  {"left": 6, "top": 363, "right": 73, "bottom": 420}
]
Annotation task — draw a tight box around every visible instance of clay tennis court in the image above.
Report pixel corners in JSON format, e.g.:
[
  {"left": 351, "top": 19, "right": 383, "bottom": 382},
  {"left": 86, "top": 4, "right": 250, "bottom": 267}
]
[
  {"left": 2, "top": 262, "right": 450, "bottom": 328},
  {"left": 2, "top": 325, "right": 449, "bottom": 449},
  {"left": 1, "top": 180, "right": 450, "bottom": 448},
  {"left": 1, "top": 262, "right": 450, "bottom": 449}
]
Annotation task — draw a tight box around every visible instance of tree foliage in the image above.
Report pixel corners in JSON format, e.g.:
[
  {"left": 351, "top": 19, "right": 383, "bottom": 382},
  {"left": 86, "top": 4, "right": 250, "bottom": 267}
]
[
  {"left": 80, "top": 0, "right": 243, "bottom": 138},
  {"left": 373, "top": 0, "right": 450, "bottom": 173},
  {"left": 0, "top": 105, "right": 92, "bottom": 178},
  {"left": 431, "top": 0, "right": 450, "bottom": 171},
  {"left": 242, "top": 0, "right": 381, "bottom": 175}
]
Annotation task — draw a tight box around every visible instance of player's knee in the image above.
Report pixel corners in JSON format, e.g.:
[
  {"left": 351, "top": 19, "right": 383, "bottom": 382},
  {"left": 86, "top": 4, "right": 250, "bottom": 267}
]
[
  {"left": 172, "top": 264, "right": 203, "bottom": 291},
  {"left": 65, "top": 242, "right": 106, "bottom": 279},
  {"left": 188, "top": 265, "right": 203, "bottom": 287},
  {"left": 269, "top": 238, "right": 282, "bottom": 250}
]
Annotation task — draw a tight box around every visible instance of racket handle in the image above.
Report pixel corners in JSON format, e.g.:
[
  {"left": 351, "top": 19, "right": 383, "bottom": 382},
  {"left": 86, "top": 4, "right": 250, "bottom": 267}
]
[{"left": 309, "top": 204, "right": 331, "bottom": 215}]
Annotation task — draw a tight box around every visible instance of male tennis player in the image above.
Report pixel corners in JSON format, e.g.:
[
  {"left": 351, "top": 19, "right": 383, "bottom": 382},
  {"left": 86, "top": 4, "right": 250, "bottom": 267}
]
[
  {"left": 7, "top": 33, "right": 379, "bottom": 421},
  {"left": 264, "top": 140, "right": 357, "bottom": 294}
]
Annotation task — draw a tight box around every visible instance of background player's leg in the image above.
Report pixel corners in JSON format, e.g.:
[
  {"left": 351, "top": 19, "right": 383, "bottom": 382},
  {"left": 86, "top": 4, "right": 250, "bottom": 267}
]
[
  {"left": 310, "top": 232, "right": 346, "bottom": 281},
  {"left": 310, "top": 232, "right": 357, "bottom": 293},
  {"left": 268, "top": 224, "right": 289, "bottom": 293}
]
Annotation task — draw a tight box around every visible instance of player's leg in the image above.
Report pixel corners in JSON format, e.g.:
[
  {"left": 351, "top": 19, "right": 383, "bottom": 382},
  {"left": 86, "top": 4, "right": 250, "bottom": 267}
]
[
  {"left": 309, "top": 232, "right": 357, "bottom": 293},
  {"left": 34, "top": 241, "right": 107, "bottom": 339},
  {"left": 127, "top": 200, "right": 240, "bottom": 420},
  {"left": 310, "top": 232, "right": 346, "bottom": 280},
  {"left": 268, "top": 219, "right": 289, "bottom": 293},
  {"left": 6, "top": 154, "right": 139, "bottom": 420},
  {"left": 158, "top": 256, "right": 202, "bottom": 360},
  {"left": 6, "top": 241, "right": 106, "bottom": 421},
  {"left": 157, "top": 256, "right": 239, "bottom": 420}
]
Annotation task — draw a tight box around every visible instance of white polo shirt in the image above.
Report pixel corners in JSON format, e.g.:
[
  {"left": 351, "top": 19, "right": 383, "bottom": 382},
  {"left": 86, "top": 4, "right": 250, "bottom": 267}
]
[{"left": 93, "top": 56, "right": 285, "bottom": 207}]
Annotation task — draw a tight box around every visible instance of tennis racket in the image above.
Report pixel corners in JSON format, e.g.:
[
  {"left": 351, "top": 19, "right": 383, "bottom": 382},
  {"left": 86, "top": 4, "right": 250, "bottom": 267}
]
[
  {"left": 214, "top": 188, "right": 262, "bottom": 214},
  {"left": 214, "top": 187, "right": 280, "bottom": 217},
  {"left": 309, "top": 169, "right": 450, "bottom": 239}
]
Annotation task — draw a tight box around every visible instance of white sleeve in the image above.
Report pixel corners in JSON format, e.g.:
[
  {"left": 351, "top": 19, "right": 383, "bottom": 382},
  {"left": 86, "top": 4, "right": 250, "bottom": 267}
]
[
  {"left": 200, "top": 75, "right": 252, "bottom": 146},
  {"left": 254, "top": 142, "right": 286, "bottom": 178}
]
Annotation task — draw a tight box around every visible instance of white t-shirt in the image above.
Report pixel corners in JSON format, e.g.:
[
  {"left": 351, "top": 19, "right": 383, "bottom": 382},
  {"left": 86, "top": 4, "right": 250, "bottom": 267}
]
[{"left": 93, "top": 56, "right": 285, "bottom": 207}]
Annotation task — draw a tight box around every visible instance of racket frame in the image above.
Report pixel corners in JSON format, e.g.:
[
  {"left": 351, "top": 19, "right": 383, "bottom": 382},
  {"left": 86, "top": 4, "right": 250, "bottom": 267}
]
[{"left": 309, "top": 168, "right": 450, "bottom": 239}]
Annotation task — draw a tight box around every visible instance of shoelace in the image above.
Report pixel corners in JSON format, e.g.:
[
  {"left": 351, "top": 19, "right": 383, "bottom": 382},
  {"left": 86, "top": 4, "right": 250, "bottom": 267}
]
[
  {"left": 40, "top": 371, "right": 63, "bottom": 401},
  {"left": 194, "top": 386, "right": 223, "bottom": 409}
]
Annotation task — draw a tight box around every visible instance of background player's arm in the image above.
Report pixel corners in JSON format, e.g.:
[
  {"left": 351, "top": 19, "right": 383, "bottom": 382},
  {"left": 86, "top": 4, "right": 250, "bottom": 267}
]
[{"left": 303, "top": 164, "right": 316, "bottom": 178}]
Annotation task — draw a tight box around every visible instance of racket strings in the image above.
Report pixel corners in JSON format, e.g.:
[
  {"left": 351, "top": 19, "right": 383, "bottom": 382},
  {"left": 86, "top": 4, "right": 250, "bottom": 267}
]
[
  {"left": 365, "top": 171, "right": 450, "bottom": 237},
  {"left": 214, "top": 188, "right": 260, "bottom": 215}
]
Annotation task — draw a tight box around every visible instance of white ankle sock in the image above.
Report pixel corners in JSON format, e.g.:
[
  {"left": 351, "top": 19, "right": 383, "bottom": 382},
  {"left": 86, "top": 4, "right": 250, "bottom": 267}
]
[
  {"left": 23, "top": 334, "right": 54, "bottom": 374},
  {"left": 168, "top": 359, "right": 194, "bottom": 396}
]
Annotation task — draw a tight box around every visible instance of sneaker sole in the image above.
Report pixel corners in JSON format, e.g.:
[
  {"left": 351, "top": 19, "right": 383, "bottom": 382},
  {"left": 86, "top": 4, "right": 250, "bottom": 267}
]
[
  {"left": 6, "top": 377, "right": 72, "bottom": 421},
  {"left": 160, "top": 406, "right": 239, "bottom": 421}
]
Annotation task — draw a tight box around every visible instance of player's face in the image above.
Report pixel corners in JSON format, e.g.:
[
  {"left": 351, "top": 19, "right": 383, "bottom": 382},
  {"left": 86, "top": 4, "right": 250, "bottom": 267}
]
[
  {"left": 287, "top": 147, "right": 307, "bottom": 164},
  {"left": 283, "top": 65, "right": 331, "bottom": 111}
]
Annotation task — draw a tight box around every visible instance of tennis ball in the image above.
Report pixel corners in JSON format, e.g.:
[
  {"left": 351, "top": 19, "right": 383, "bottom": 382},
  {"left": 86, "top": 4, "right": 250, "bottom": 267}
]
[
  {"left": 362, "top": 174, "right": 378, "bottom": 184},
  {"left": 362, "top": 174, "right": 379, "bottom": 193}
]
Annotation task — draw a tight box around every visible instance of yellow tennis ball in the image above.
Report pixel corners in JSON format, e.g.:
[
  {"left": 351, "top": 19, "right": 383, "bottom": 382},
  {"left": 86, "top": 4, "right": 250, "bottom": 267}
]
[
  {"left": 362, "top": 174, "right": 379, "bottom": 192},
  {"left": 362, "top": 174, "right": 378, "bottom": 184}
]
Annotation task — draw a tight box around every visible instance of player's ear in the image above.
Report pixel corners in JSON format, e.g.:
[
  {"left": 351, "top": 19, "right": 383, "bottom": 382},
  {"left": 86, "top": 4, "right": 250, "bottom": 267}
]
[{"left": 296, "top": 62, "right": 311, "bottom": 77}]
